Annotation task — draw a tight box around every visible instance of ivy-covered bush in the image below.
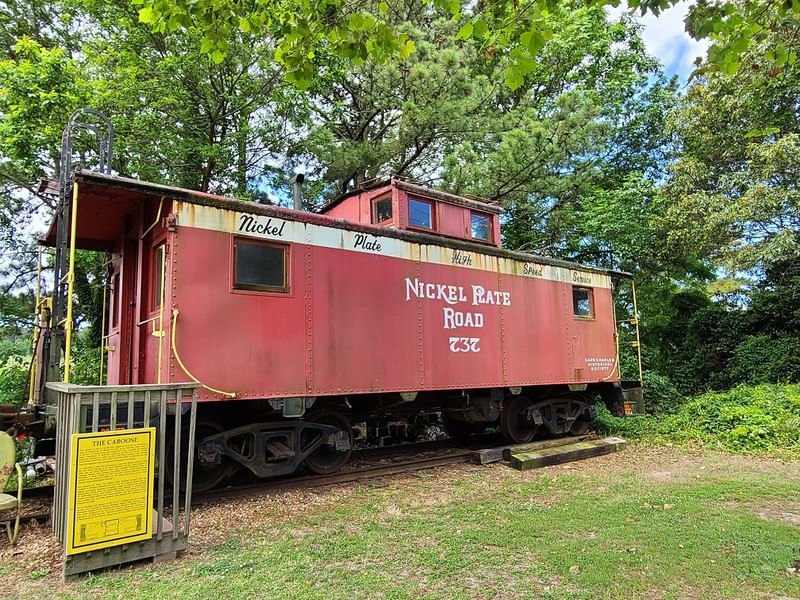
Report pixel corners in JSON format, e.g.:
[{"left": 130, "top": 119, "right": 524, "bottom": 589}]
[
  {"left": 723, "top": 334, "right": 800, "bottom": 387},
  {"left": 595, "top": 384, "right": 800, "bottom": 456},
  {"left": 69, "top": 331, "right": 104, "bottom": 386},
  {"left": 641, "top": 370, "right": 683, "bottom": 414}
]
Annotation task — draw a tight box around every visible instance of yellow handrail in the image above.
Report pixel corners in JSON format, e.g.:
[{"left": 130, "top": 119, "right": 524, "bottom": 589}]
[
  {"left": 99, "top": 279, "right": 107, "bottom": 385},
  {"left": 156, "top": 244, "right": 166, "bottom": 384},
  {"left": 170, "top": 308, "right": 236, "bottom": 398},
  {"left": 141, "top": 197, "right": 165, "bottom": 239},
  {"left": 631, "top": 279, "right": 644, "bottom": 382},
  {"left": 64, "top": 182, "right": 79, "bottom": 383}
]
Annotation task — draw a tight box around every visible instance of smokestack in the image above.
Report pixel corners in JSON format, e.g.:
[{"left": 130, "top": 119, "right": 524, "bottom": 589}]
[{"left": 290, "top": 173, "right": 305, "bottom": 211}]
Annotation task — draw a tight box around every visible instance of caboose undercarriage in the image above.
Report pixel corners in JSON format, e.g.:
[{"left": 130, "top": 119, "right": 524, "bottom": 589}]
[{"left": 176, "top": 381, "right": 634, "bottom": 491}]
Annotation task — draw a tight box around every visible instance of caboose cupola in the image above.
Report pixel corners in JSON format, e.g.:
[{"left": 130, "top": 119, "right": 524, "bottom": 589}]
[{"left": 319, "top": 178, "right": 504, "bottom": 248}]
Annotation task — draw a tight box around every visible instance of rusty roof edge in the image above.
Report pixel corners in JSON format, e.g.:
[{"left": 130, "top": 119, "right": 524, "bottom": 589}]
[
  {"left": 392, "top": 179, "right": 504, "bottom": 214},
  {"left": 71, "top": 170, "right": 626, "bottom": 277},
  {"left": 319, "top": 179, "right": 392, "bottom": 213},
  {"left": 74, "top": 170, "right": 239, "bottom": 205}
]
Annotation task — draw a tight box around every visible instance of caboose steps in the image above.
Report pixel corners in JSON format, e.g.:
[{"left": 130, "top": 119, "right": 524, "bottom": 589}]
[{"left": 506, "top": 436, "right": 627, "bottom": 471}]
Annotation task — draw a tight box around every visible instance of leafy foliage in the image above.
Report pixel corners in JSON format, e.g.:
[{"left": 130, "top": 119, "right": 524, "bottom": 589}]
[
  {"left": 639, "top": 370, "right": 683, "bottom": 415},
  {"left": 596, "top": 384, "right": 800, "bottom": 456},
  {"left": 0, "top": 336, "right": 31, "bottom": 407},
  {"left": 0, "top": 37, "right": 93, "bottom": 296},
  {"left": 662, "top": 31, "right": 800, "bottom": 276},
  {"left": 0, "top": 38, "right": 93, "bottom": 180},
  {"left": 69, "top": 330, "right": 105, "bottom": 386},
  {"left": 640, "top": 272, "right": 800, "bottom": 397},
  {"left": 133, "top": 0, "right": 800, "bottom": 89}
]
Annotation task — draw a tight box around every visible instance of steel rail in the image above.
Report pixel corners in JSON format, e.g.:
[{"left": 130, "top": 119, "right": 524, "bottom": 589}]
[
  {"left": 191, "top": 450, "right": 474, "bottom": 505},
  {"left": 9, "top": 447, "right": 476, "bottom": 524}
]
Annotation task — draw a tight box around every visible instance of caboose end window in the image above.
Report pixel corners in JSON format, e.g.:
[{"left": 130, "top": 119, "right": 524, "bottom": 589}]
[
  {"left": 471, "top": 212, "right": 491, "bottom": 241},
  {"left": 572, "top": 287, "right": 593, "bottom": 318},
  {"left": 408, "top": 198, "right": 434, "bottom": 229},
  {"left": 373, "top": 196, "right": 393, "bottom": 224},
  {"left": 234, "top": 239, "right": 289, "bottom": 293}
]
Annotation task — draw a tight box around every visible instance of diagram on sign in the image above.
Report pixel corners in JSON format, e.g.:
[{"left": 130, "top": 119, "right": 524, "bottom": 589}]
[{"left": 79, "top": 515, "right": 143, "bottom": 542}]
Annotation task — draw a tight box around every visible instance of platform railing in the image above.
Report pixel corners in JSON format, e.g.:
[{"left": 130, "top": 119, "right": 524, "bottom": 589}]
[{"left": 46, "top": 382, "right": 199, "bottom": 578}]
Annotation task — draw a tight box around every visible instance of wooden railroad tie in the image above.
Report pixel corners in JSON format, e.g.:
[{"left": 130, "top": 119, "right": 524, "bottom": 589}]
[
  {"left": 471, "top": 434, "right": 597, "bottom": 465},
  {"left": 506, "top": 436, "right": 627, "bottom": 471}
]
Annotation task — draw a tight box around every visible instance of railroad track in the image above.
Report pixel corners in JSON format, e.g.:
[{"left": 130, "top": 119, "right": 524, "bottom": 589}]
[
  {"left": 11, "top": 440, "right": 484, "bottom": 523},
  {"left": 193, "top": 447, "right": 474, "bottom": 505},
  {"left": 11, "top": 433, "right": 605, "bottom": 525}
]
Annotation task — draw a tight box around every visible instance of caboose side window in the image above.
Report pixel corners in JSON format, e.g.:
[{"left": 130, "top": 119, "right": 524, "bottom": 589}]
[
  {"left": 373, "top": 196, "right": 393, "bottom": 224},
  {"left": 471, "top": 212, "right": 491, "bottom": 241},
  {"left": 572, "top": 287, "right": 593, "bottom": 318},
  {"left": 234, "top": 239, "right": 289, "bottom": 293},
  {"left": 151, "top": 243, "right": 166, "bottom": 310},
  {"left": 408, "top": 198, "right": 433, "bottom": 229},
  {"left": 110, "top": 273, "right": 119, "bottom": 328}
]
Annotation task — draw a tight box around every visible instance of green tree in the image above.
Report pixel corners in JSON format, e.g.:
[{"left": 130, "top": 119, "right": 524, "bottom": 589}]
[
  {"left": 0, "top": 0, "right": 304, "bottom": 395},
  {"left": 134, "top": 0, "right": 800, "bottom": 87},
  {"left": 436, "top": 5, "right": 677, "bottom": 272},
  {"left": 0, "top": 38, "right": 94, "bottom": 296},
  {"left": 74, "top": 0, "right": 297, "bottom": 196},
  {"left": 662, "top": 32, "right": 800, "bottom": 276},
  {"left": 295, "top": 16, "right": 493, "bottom": 198}
]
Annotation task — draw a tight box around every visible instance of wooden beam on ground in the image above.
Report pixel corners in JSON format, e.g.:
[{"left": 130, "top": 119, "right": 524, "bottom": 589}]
[
  {"left": 507, "top": 437, "right": 627, "bottom": 471},
  {"left": 471, "top": 434, "right": 596, "bottom": 465}
]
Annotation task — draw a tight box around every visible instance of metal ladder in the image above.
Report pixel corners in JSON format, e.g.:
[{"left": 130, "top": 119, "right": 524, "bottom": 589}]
[
  {"left": 617, "top": 278, "right": 644, "bottom": 415},
  {"left": 41, "top": 109, "right": 114, "bottom": 399}
]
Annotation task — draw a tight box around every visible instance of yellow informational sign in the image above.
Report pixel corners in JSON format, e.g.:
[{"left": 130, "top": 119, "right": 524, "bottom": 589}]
[{"left": 66, "top": 428, "right": 156, "bottom": 555}]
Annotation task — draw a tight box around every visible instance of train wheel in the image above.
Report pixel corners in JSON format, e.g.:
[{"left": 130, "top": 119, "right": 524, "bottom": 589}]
[
  {"left": 165, "top": 418, "right": 232, "bottom": 493},
  {"left": 302, "top": 410, "right": 353, "bottom": 475},
  {"left": 500, "top": 396, "right": 539, "bottom": 444},
  {"left": 569, "top": 398, "right": 594, "bottom": 436},
  {"left": 442, "top": 413, "right": 478, "bottom": 441},
  {"left": 569, "top": 419, "right": 591, "bottom": 436}
]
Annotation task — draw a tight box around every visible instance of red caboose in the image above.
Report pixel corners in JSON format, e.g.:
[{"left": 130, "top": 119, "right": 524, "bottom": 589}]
[{"left": 39, "top": 171, "right": 641, "bottom": 490}]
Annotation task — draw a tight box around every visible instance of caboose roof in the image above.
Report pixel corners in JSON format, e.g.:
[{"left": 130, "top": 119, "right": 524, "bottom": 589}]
[{"left": 41, "top": 170, "right": 629, "bottom": 277}]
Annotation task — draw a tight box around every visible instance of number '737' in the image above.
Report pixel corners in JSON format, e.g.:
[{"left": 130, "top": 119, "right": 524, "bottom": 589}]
[{"left": 449, "top": 337, "right": 480, "bottom": 353}]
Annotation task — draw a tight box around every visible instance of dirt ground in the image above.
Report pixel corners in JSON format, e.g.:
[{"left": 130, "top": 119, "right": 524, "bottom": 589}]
[{"left": 1, "top": 445, "right": 799, "bottom": 593}]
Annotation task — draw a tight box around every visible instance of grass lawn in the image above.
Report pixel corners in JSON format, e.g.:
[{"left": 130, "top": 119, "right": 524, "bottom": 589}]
[{"left": 1, "top": 444, "right": 799, "bottom": 599}]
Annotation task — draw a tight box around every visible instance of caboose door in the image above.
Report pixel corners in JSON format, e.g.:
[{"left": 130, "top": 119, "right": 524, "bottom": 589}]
[
  {"left": 106, "top": 235, "right": 139, "bottom": 385},
  {"left": 105, "top": 254, "right": 122, "bottom": 384}
]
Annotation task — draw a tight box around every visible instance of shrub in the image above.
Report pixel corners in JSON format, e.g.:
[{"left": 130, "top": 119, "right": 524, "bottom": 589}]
[
  {"left": 593, "top": 384, "right": 800, "bottom": 456},
  {"left": 722, "top": 334, "right": 800, "bottom": 386},
  {"left": 0, "top": 337, "right": 32, "bottom": 407},
  {"left": 70, "top": 337, "right": 104, "bottom": 386},
  {"left": 641, "top": 371, "right": 683, "bottom": 414},
  {"left": 681, "top": 384, "right": 800, "bottom": 452}
]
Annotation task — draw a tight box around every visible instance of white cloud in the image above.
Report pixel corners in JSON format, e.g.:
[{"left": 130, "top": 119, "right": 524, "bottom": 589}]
[{"left": 608, "top": 1, "right": 710, "bottom": 82}]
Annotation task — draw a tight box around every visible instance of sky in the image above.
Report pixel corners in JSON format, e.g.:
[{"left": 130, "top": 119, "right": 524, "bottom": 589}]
[{"left": 609, "top": 1, "right": 710, "bottom": 82}]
